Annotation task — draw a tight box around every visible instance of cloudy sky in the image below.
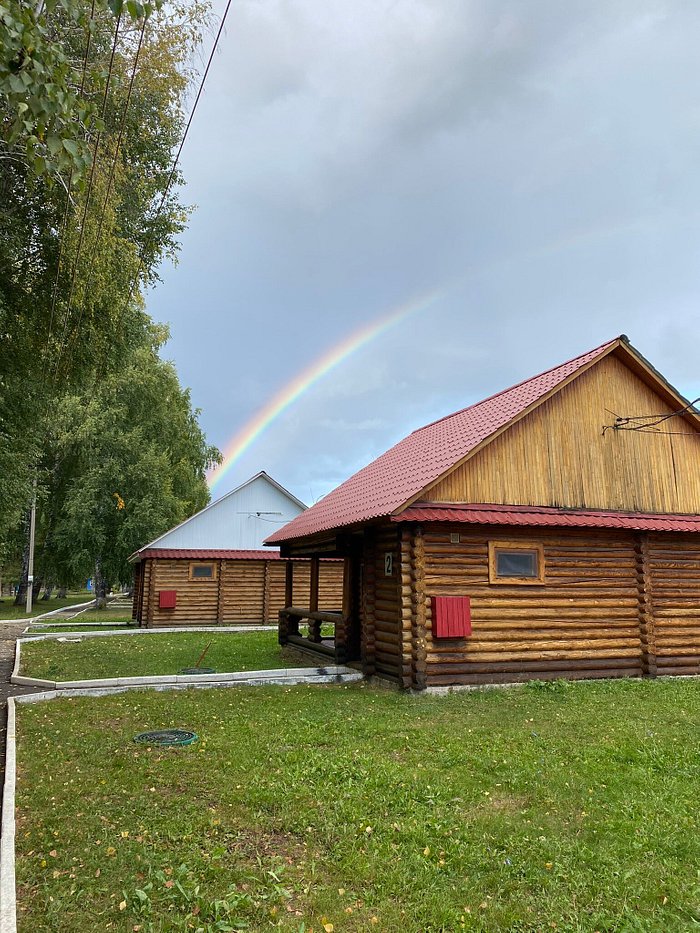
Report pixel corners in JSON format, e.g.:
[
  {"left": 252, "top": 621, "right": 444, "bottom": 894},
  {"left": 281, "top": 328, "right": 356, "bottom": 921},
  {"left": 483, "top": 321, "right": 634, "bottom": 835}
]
[{"left": 147, "top": 0, "right": 700, "bottom": 505}]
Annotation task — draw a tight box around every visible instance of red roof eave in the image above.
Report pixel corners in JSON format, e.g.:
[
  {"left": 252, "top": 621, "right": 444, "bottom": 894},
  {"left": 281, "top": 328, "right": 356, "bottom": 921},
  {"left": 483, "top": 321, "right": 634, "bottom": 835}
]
[
  {"left": 393, "top": 502, "right": 700, "bottom": 533},
  {"left": 132, "top": 549, "right": 281, "bottom": 562},
  {"left": 131, "top": 548, "right": 343, "bottom": 563}
]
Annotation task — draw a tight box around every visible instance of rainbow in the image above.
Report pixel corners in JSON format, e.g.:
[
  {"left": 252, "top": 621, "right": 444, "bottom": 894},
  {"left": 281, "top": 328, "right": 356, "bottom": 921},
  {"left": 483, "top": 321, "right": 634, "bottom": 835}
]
[{"left": 207, "top": 288, "right": 443, "bottom": 490}]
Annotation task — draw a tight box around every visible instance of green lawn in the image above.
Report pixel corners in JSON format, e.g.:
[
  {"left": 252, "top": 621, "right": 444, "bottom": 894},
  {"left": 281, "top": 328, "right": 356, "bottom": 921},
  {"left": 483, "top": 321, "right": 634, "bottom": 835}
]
[
  {"left": 20, "top": 630, "right": 314, "bottom": 681},
  {"left": 15, "top": 678, "right": 700, "bottom": 932},
  {"left": 0, "top": 594, "right": 90, "bottom": 620}
]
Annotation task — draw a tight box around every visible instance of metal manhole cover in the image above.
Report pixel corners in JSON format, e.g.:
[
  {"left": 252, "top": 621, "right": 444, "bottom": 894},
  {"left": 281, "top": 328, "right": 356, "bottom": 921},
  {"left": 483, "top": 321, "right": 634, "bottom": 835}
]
[
  {"left": 179, "top": 667, "right": 216, "bottom": 675},
  {"left": 133, "top": 729, "right": 198, "bottom": 746}
]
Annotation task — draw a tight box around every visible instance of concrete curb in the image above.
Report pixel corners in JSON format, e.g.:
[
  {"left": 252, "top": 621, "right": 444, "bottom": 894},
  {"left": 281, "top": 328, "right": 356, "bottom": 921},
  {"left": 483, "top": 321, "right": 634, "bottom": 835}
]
[
  {"left": 0, "top": 698, "right": 16, "bottom": 933},
  {"left": 11, "top": 639, "right": 361, "bottom": 691},
  {"left": 14, "top": 669, "right": 364, "bottom": 700},
  {"left": 21, "top": 625, "right": 273, "bottom": 641}
]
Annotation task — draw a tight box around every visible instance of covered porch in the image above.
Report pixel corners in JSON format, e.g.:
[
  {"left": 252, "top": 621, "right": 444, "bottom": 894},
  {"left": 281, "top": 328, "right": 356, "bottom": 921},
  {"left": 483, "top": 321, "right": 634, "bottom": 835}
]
[{"left": 277, "top": 543, "right": 362, "bottom": 666}]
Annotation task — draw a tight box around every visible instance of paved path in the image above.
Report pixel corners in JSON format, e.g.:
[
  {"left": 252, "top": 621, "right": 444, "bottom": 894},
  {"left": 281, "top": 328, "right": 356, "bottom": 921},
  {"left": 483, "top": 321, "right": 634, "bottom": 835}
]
[{"left": 0, "top": 624, "right": 44, "bottom": 797}]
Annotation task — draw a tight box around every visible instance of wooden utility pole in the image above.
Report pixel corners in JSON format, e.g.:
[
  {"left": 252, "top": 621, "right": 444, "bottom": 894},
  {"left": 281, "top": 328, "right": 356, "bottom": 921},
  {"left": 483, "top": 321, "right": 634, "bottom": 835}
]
[{"left": 25, "top": 478, "right": 37, "bottom": 615}]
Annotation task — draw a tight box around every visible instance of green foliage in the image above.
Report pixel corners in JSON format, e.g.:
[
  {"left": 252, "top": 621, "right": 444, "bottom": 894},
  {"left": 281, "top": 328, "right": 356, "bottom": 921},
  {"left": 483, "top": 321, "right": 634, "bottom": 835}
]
[
  {"left": 0, "top": 0, "right": 163, "bottom": 182},
  {"left": 0, "top": 0, "right": 212, "bottom": 550},
  {"left": 39, "top": 328, "right": 220, "bottom": 586}
]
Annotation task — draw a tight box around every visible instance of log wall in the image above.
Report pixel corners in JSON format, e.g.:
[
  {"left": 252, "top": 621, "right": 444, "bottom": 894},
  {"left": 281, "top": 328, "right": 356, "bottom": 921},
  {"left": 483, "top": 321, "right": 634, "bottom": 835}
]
[
  {"left": 366, "top": 523, "right": 642, "bottom": 687},
  {"left": 363, "top": 522, "right": 700, "bottom": 689},
  {"left": 363, "top": 525, "right": 401, "bottom": 681},
  {"left": 647, "top": 533, "right": 700, "bottom": 676},
  {"left": 135, "top": 557, "right": 343, "bottom": 627}
]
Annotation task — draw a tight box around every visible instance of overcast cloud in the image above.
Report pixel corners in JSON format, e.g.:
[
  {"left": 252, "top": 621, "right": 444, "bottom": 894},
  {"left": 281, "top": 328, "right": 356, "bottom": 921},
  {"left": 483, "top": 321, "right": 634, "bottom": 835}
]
[{"left": 147, "top": 0, "right": 700, "bottom": 504}]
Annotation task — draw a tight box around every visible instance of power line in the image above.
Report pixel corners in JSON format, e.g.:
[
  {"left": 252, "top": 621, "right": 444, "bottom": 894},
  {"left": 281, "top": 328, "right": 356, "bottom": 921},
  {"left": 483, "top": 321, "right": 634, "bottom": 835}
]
[
  {"left": 53, "top": 9, "right": 124, "bottom": 381},
  {"left": 58, "top": 18, "right": 147, "bottom": 381},
  {"left": 602, "top": 396, "right": 700, "bottom": 436},
  {"left": 46, "top": 0, "right": 98, "bottom": 344},
  {"left": 628, "top": 428, "right": 700, "bottom": 438},
  {"left": 117, "top": 0, "right": 235, "bottom": 327}
]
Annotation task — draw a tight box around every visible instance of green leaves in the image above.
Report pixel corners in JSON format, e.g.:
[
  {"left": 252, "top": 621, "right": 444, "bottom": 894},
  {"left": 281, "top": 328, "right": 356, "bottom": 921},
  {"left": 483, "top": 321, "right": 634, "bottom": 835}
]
[{"left": 0, "top": 0, "right": 161, "bottom": 185}]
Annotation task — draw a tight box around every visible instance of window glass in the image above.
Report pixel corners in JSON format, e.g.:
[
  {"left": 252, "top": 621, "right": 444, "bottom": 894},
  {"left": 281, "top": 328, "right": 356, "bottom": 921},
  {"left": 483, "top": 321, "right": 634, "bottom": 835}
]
[
  {"left": 191, "top": 564, "right": 214, "bottom": 579},
  {"left": 496, "top": 549, "right": 538, "bottom": 578}
]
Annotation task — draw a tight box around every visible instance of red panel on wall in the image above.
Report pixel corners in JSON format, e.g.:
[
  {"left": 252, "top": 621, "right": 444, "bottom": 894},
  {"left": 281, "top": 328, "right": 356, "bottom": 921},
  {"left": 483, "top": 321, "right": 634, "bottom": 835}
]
[
  {"left": 159, "top": 590, "right": 177, "bottom": 609},
  {"left": 431, "top": 596, "right": 471, "bottom": 638}
]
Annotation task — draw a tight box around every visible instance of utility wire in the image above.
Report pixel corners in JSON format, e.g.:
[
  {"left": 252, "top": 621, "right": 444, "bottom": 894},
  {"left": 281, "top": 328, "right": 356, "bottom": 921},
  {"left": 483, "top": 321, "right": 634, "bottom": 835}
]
[
  {"left": 59, "top": 17, "right": 147, "bottom": 380},
  {"left": 628, "top": 428, "right": 700, "bottom": 438},
  {"left": 46, "top": 0, "right": 97, "bottom": 343},
  {"left": 117, "top": 0, "right": 235, "bottom": 328},
  {"left": 53, "top": 10, "right": 124, "bottom": 381},
  {"left": 602, "top": 397, "right": 700, "bottom": 436}
]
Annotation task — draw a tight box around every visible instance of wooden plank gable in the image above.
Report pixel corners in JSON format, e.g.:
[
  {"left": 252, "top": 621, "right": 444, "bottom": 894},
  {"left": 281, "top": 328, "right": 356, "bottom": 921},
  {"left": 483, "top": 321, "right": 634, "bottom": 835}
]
[{"left": 425, "top": 352, "right": 700, "bottom": 514}]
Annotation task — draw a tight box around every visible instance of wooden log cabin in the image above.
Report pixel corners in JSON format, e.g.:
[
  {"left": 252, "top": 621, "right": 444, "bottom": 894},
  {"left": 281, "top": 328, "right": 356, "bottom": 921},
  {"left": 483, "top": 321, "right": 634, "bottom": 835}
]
[
  {"left": 266, "top": 336, "right": 700, "bottom": 688},
  {"left": 130, "top": 471, "right": 343, "bottom": 626}
]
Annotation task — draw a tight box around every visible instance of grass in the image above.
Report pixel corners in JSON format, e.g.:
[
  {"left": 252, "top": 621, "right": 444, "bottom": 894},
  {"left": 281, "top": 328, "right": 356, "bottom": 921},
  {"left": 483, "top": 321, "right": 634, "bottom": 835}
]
[
  {"left": 19, "top": 630, "right": 315, "bottom": 681},
  {"left": 0, "top": 594, "right": 91, "bottom": 620},
  {"left": 14, "top": 677, "right": 700, "bottom": 932}
]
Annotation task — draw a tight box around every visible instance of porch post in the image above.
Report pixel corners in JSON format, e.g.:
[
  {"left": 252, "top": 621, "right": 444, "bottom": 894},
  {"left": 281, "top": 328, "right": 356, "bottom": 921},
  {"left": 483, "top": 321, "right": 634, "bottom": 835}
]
[
  {"left": 284, "top": 559, "right": 294, "bottom": 608},
  {"left": 309, "top": 557, "right": 319, "bottom": 613},
  {"left": 335, "top": 557, "right": 353, "bottom": 664},
  {"left": 308, "top": 557, "right": 321, "bottom": 642}
]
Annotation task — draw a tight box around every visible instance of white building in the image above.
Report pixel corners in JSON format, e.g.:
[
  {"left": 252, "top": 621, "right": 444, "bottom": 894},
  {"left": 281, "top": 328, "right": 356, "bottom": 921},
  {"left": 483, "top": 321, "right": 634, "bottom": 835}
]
[{"left": 141, "top": 471, "right": 307, "bottom": 552}]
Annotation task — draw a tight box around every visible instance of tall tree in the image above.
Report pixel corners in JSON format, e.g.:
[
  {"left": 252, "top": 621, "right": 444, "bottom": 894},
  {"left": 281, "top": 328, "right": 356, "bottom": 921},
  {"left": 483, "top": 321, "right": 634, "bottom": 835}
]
[
  {"left": 29, "top": 326, "right": 219, "bottom": 606},
  {"left": 0, "top": 0, "right": 210, "bottom": 545}
]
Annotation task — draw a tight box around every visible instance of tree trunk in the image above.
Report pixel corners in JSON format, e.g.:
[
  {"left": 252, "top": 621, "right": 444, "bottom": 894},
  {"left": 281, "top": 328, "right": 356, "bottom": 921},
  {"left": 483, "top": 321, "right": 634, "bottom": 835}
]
[
  {"left": 13, "top": 526, "right": 30, "bottom": 607},
  {"left": 94, "top": 559, "right": 108, "bottom": 609},
  {"left": 31, "top": 576, "right": 43, "bottom": 604}
]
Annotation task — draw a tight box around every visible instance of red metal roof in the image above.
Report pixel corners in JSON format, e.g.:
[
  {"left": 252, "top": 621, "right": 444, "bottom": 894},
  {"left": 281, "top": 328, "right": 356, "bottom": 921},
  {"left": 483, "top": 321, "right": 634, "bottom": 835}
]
[
  {"left": 134, "top": 549, "right": 281, "bottom": 561},
  {"left": 394, "top": 502, "right": 700, "bottom": 533},
  {"left": 266, "top": 338, "right": 619, "bottom": 544},
  {"left": 132, "top": 549, "right": 341, "bottom": 562}
]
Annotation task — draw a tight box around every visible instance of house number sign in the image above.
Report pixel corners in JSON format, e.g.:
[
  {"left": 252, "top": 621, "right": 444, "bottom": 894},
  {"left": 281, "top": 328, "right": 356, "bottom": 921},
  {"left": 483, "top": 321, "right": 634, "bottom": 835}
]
[{"left": 384, "top": 552, "right": 394, "bottom": 576}]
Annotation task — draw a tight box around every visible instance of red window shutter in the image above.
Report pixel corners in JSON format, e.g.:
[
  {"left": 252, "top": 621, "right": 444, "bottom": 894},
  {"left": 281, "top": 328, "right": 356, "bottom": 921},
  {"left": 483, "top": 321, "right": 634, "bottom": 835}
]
[
  {"left": 431, "top": 596, "right": 471, "bottom": 638},
  {"left": 159, "top": 590, "right": 177, "bottom": 609}
]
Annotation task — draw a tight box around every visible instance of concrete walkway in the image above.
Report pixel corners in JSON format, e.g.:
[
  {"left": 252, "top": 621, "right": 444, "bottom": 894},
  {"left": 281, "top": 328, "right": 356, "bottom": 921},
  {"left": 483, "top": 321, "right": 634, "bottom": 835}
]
[{"left": 0, "top": 625, "right": 44, "bottom": 795}]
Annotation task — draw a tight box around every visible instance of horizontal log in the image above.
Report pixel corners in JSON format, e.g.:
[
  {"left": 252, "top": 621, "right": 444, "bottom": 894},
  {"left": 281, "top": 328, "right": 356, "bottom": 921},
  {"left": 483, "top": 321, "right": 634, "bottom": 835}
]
[
  {"left": 425, "top": 657, "right": 641, "bottom": 674},
  {"left": 429, "top": 618, "right": 639, "bottom": 633},
  {"left": 284, "top": 608, "right": 344, "bottom": 624},
  {"left": 426, "top": 647, "right": 642, "bottom": 662},
  {"left": 463, "top": 608, "right": 638, "bottom": 620},
  {"left": 426, "top": 669, "right": 641, "bottom": 686}
]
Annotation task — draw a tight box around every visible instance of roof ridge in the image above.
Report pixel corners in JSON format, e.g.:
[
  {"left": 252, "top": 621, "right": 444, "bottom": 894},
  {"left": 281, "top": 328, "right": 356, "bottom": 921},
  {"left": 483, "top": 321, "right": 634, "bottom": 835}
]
[
  {"left": 413, "top": 335, "right": 620, "bottom": 434},
  {"left": 265, "top": 335, "right": 636, "bottom": 545}
]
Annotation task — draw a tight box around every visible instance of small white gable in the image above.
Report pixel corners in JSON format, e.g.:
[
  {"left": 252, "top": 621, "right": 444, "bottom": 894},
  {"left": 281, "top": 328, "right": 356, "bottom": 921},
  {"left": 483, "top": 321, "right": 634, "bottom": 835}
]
[{"left": 144, "top": 472, "right": 306, "bottom": 551}]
